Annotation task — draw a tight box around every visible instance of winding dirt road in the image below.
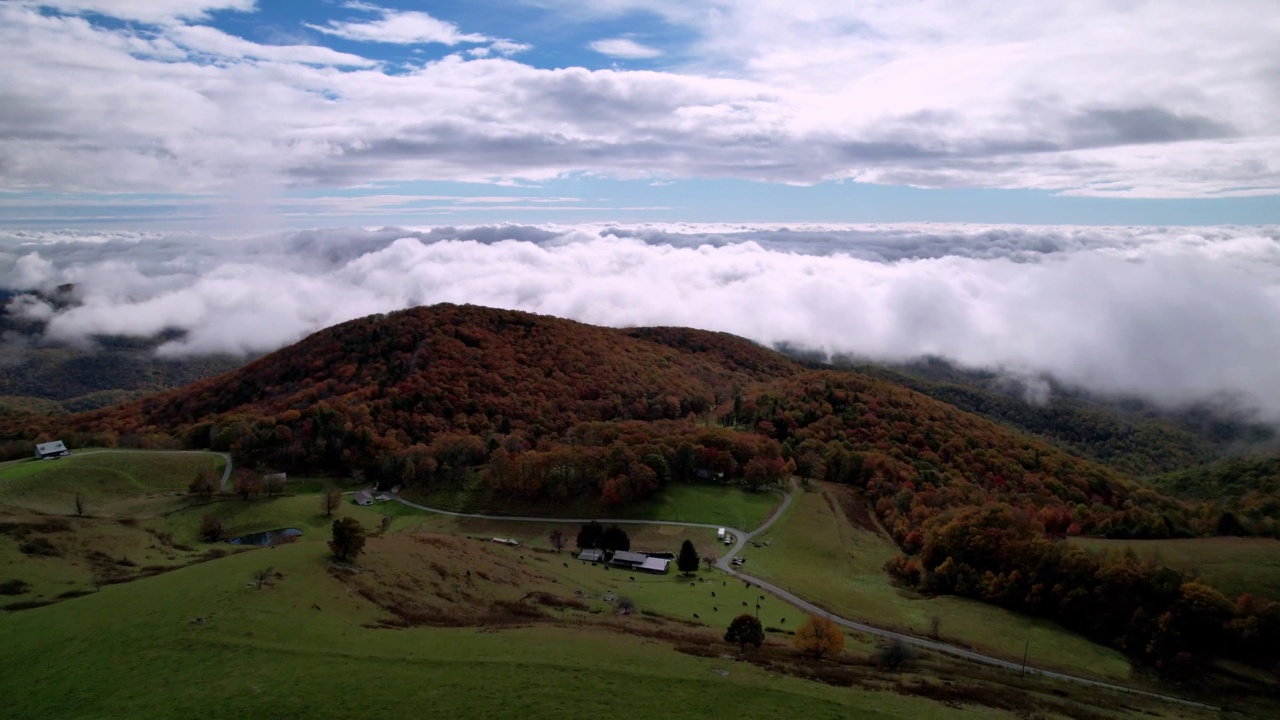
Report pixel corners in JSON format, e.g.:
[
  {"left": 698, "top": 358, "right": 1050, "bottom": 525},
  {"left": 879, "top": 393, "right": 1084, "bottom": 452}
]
[{"left": 388, "top": 488, "right": 1217, "bottom": 712}]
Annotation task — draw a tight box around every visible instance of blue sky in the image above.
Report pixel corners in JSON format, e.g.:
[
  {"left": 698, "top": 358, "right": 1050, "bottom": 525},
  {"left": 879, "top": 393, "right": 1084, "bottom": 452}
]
[{"left": 1, "top": 0, "right": 1278, "bottom": 228}]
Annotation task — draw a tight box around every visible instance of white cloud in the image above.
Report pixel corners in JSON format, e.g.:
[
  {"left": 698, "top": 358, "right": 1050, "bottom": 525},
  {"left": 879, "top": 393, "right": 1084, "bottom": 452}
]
[
  {"left": 307, "top": 5, "right": 489, "bottom": 45},
  {"left": 5, "top": 223, "right": 1280, "bottom": 418},
  {"left": 0, "top": 1, "right": 1277, "bottom": 198},
  {"left": 28, "top": 0, "right": 255, "bottom": 23},
  {"left": 590, "top": 38, "right": 662, "bottom": 59},
  {"left": 166, "top": 24, "right": 376, "bottom": 67}
]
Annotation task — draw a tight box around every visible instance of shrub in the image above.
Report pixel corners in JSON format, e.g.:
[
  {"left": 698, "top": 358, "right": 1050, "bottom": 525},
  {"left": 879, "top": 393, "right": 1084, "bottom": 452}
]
[
  {"left": 0, "top": 579, "right": 31, "bottom": 595},
  {"left": 198, "top": 514, "right": 224, "bottom": 542}
]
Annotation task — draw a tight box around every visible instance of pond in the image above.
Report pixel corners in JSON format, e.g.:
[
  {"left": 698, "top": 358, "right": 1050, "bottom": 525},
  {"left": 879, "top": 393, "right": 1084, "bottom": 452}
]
[{"left": 226, "top": 527, "right": 303, "bottom": 546}]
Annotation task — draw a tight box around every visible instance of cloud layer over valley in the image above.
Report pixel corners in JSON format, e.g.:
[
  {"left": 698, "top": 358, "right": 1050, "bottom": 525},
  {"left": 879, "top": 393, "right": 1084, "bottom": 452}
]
[{"left": 3, "top": 223, "right": 1279, "bottom": 418}]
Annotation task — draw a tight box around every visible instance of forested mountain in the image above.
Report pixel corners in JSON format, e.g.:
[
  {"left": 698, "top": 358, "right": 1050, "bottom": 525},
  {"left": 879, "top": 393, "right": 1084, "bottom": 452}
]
[
  {"left": 847, "top": 357, "right": 1276, "bottom": 477},
  {"left": 0, "top": 287, "right": 245, "bottom": 413},
  {"left": 3, "top": 303, "right": 1277, "bottom": 676}
]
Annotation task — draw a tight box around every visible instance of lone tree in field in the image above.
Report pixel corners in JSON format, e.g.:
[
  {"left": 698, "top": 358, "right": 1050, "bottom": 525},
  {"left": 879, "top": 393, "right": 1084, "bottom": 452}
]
[
  {"left": 264, "top": 473, "right": 286, "bottom": 498},
  {"left": 322, "top": 488, "right": 342, "bottom": 517},
  {"left": 232, "top": 469, "right": 262, "bottom": 500},
  {"left": 794, "top": 614, "right": 844, "bottom": 660},
  {"left": 724, "top": 613, "right": 765, "bottom": 652},
  {"left": 199, "top": 514, "right": 224, "bottom": 542},
  {"left": 549, "top": 529, "right": 567, "bottom": 552},
  {"left": 252, "top": 566, "right": 274, "bottom": 590},
  {"left": 189, "top": 467, "right": 219, "bottom": 496},
  {"left": 328, "top": 517, "right": 366, "bottom": 561},
  {"left": 73, "top": 493, "right": 85, "bottom": 517},
  {"left": 677, "top": 539, "right": 700, "bottom": 576}
]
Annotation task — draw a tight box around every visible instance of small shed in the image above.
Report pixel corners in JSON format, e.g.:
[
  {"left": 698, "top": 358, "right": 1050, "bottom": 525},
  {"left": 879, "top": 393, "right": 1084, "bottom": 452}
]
[
  {"left": 353, "top": 490, "right": 374, "bottom": 506},
  {"left": 35, "top": 441, "right": 69, "bottom": 459},
  {"left": 578, "top": 548, "right": 605, "bottom": 563}
]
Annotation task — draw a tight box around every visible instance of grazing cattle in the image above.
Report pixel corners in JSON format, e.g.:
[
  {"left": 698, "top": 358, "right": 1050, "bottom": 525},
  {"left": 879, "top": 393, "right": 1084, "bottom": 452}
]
[
  {"left": 759, "top": 595, "right": 764, "bottom": 600},
  {"left": 742, "top": 601, "right": 748, "bottom": 607},
  {"left": 693, "top": 613, "right": 700, "bottom": 619},
  {"left": 629, "top": 576, "right": 635, "bottom": 581},
  {"left": 563, "top": 563, "right": 568, "bottom": 568},
  {"left": 713, "top": 606, "right": 718, "bottom": 612},
  {"left": 722, "top": 581, "right": 726, "bottom": 587},
  {"left": 711, "top": 591, "right": 716, "bottom": 598},
  {"left": 690, "top": 582, "right": 695, "bottom": 586},
  {"left": 780, "top": 618, "right": 786, "bottom": 624}
]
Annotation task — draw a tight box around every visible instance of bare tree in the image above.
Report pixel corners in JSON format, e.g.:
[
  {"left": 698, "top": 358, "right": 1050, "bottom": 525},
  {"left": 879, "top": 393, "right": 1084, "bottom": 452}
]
[
  {"left": 323, "top": 488, "right": 342, "bottom": 517},
  {"left": 252, "top": 567, "right": 274, "bottom": 590},
  {"left": 929, "top": 615, "right": 941, "bottom": 640},
  {"left": 73, "top": 493, "right": 85, "bottom": 517},
  {"left": 188, "top": 467, "right": 219, "bottom": 496},
  {"left": 264, "top": 473, "right": 286, "bottom": 498},
  {"left": 549, "top": 529, "right": 566, "bottom": 552},
  {"left": 379, "top": 515, "right": 393, "bottom": 535}
]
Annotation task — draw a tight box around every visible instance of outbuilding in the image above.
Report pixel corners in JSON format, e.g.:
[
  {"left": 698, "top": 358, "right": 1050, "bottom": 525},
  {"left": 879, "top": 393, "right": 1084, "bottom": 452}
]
[
  {"left": 638, "top": 557, "right": 670, "bottom": 574},
  {"left": 35, "top": 441, "right": 70, "bottom": 460},
  {"left": 578, "top": 548, "right": 605, "bottom": 563},
  {"left": 353, "top": 490, "right": 374, "bottom": 506}
]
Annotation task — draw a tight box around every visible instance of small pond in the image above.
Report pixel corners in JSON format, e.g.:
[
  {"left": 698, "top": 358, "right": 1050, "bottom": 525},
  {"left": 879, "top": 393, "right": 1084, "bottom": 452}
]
[{"left": 227, "top": 527, "right": 303, "bottom": 546}]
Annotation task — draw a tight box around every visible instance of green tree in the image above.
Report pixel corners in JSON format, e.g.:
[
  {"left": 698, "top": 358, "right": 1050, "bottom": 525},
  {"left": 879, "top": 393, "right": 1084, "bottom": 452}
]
[
  {"left": 199, "top": 514, "right": 223, "bottom": 542},
  {"left": 724, "top": 613, "right": 764, "bottom": 652},
  {"left": 576, "top": 521, "right": 603, "bottom": 550},
  {"left": 677, "top": 539, "right": 700, "bottom": 575},
  {"left": 600, "top": 524, "right": 630, "bottom": 552},
  {"left": 328, "top": 517, "right": 366, "bottom": 561}
]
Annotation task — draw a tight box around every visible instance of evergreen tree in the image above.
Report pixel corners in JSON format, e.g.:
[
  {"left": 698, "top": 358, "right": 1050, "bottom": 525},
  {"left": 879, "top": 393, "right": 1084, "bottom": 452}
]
[
  {"left": 600, "top": 524, "right": 630, "bottom": 552},
  {"left": 677, "top": 539, "right": 700, "bottom": 575}
]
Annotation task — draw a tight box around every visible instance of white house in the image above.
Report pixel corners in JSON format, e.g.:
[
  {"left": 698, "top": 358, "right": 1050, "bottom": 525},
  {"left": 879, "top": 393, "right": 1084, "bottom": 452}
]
[{"left": 35, "top": 441, "right": 69, "bottom": 460}]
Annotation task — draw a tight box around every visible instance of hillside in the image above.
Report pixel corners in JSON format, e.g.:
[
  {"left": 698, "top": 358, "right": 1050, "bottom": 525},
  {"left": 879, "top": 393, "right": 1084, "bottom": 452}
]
[{"left": 3, "top": 303, "right": 1277, "bottom": 680}]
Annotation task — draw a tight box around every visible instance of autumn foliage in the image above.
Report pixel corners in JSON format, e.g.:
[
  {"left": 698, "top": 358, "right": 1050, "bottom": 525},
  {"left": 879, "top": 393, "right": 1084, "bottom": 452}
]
[{"left": 794, "top": 614, "right": 844, "bottom": 660}]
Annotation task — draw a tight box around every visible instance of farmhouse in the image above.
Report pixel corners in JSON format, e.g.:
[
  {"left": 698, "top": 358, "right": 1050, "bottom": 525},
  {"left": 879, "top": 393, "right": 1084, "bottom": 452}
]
[
  {"left": 577, "top": 548, "right": 605, "bottom": 562},
  {"left": 353, "top": 490, "right": 374, "bottom": 506},
  {"left": 35, "top": 440, "right": 70, "bottom": 459}
]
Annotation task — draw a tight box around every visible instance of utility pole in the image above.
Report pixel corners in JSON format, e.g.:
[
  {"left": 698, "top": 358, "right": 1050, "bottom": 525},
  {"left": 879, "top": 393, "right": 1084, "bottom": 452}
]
[{"left": 1021, "top": 639, "right": 1030, "bottom": 679}]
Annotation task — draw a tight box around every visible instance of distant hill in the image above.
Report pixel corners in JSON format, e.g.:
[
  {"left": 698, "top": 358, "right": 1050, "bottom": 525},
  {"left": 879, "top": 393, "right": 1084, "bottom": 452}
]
[
  {"left": 838, "top": 356, "right": 1276, "bottom": 477},
  {"left": 0, "top": 287, "right": 247, "bottom": 413}
]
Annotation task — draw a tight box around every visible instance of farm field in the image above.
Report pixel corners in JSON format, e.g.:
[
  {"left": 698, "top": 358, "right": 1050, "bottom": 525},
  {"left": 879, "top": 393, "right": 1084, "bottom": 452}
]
[
  {"left": 0, "top": 449, "right": 1240, "bottom": 718},
  {"left": 0, "top": 450, "right": 226, "bottom": 517},
  {"left": 0, "top": 519, "right": 1210, "bottom": 720},
  {"left": 744, "top": 483, "right": 1136, "bottom": 683},
  {"left": 1071, "top": 536, "right": 1280, "bottom": 602},
  {"left": 402, "top": 477, "right": 780, "bottom": 530}
]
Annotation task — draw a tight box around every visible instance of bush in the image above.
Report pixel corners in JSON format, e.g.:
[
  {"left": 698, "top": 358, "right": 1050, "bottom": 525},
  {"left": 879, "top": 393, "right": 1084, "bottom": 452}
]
[
  {"left": 19, "top": 537, "right": 59, "bottom": 557},
  {"left": 0, "top": 579, "right": 31, "bottom": 595},
  {"left": 725, "top": 613, "right": 765, "bottom": 652},
  {"left": 199, "top": 514, "right": 224, "bottom": 542}
]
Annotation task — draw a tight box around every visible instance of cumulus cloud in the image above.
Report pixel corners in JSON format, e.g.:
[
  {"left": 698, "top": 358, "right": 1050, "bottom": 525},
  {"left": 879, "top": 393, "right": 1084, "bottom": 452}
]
[
  {"left": 0, "top": 1, "right": 1276, "bottom": 198},
  {"left": 3, "top": 223, "right": 1279, "bottom": 418},
  {"left": 307, "top": 4, "right": 489, "bottom": 45},
  {"left": 590, "top": 38, "right": 663, "bottom": 59}
]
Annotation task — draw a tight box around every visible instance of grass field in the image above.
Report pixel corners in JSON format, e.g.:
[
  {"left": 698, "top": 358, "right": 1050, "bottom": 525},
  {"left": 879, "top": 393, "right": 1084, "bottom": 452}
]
[
  {"left": 0, "top": 450, "right": 1250, "bottom": 718},
  {"left": 0, "top": 522, "right": 1213, "bottom": 720},
  {"left": 745, "top": 483, "right": 1136, "bottom": 683},
  {"left": 0, "top": 450, "right": 226, "bottom": 517},
  {"left": 1072, "top": 536, "right": 1280, "bottom": 601},
  {"left": 0, "top": 536, "right": 992, "bottom": 720},
  {"left": 403, "top": 478, "right": 780, "bottom": 530}
]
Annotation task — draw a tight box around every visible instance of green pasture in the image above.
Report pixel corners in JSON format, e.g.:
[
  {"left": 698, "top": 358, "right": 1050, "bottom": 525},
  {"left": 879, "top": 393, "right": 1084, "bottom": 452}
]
[
  {"left": 0, "top": 450, "right": 225, "bottom": 516},
  {"left": 745, "top": 484, "right": 1135, "bottom": 683},
  {"left": 0, "top": 539, "right": 1025, "bottom": 720},
  {"left": 1072, "top": 536, "right": 1280, "bottom": 601},
  {"left": 403, "top": 479, "right": 780, "bottom": 531}
]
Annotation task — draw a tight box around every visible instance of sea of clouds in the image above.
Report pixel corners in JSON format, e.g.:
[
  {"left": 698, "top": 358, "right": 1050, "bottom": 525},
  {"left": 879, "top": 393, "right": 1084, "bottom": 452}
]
[{"left": 1, "top": 223, "right": 1278, "bottom": 417}]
